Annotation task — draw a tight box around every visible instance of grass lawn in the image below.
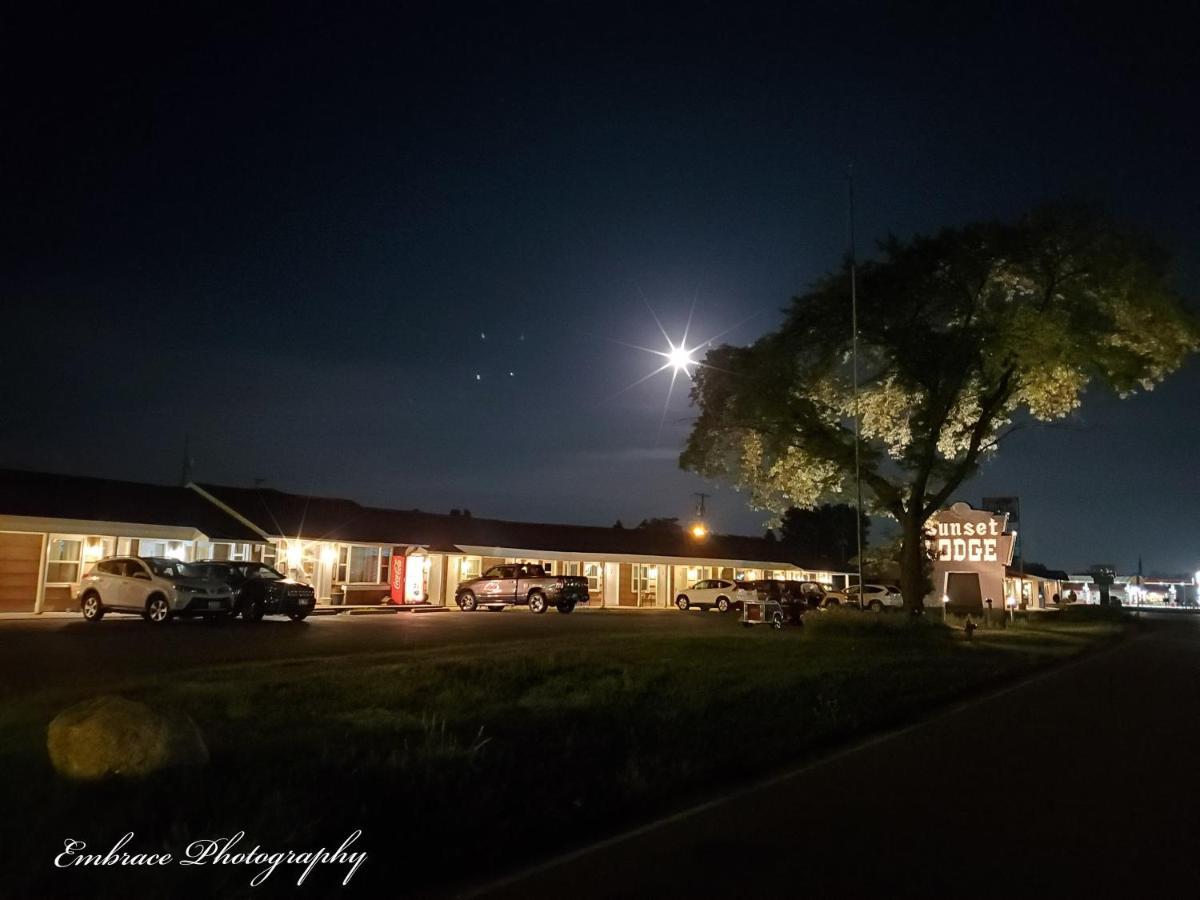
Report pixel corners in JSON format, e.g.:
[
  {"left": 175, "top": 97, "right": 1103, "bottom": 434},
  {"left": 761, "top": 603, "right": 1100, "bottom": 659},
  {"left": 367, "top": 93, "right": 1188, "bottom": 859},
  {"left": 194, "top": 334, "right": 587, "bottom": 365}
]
[{"left": 1, "top": 609, "right": 1126, "bottom": 898}]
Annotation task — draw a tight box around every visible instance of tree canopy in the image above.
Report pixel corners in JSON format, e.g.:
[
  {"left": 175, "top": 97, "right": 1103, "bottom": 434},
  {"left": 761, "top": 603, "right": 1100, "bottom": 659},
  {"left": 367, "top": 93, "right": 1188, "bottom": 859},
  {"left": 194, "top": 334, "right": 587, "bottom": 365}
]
[
  {"left": 681, "top": 202, "right": 1197, "bottom": 608},
  {"left": 778, "top": 504, "right": 870, "bottom": 566}
]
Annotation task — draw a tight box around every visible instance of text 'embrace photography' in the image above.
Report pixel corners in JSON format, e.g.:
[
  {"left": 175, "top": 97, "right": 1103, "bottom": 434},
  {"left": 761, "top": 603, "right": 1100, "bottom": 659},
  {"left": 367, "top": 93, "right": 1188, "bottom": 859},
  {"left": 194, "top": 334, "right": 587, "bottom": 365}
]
[{"left": 54, "top": 830, "right": 367, "bottom": 887}]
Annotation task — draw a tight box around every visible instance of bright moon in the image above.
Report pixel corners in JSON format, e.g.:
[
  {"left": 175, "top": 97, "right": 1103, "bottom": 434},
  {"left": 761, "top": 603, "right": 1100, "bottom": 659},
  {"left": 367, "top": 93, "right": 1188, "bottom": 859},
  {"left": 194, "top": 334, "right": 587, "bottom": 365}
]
[{"left": 667, "top": 343, "right": 696, "bottom": 374}]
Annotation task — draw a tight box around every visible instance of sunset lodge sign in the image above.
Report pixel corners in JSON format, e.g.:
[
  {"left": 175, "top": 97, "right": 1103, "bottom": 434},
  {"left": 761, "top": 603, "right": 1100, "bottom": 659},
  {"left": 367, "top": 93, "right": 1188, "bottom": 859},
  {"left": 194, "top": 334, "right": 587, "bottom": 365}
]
[
  {"left": 929, "top": 510, "right": 1011, "bottom": 564},
  {"left": 927, "top": 503, "right": 1015, "bottom": 569},
  {"left": 926, "top": 502, "right": 1016, "bottom": 612}
]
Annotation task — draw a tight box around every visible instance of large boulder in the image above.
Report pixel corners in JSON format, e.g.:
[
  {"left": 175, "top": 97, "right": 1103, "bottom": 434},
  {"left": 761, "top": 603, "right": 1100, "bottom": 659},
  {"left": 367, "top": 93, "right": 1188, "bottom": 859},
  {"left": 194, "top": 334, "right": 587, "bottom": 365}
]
[{"left": 47, "top": 695, "right": 208, "bottom": 780}]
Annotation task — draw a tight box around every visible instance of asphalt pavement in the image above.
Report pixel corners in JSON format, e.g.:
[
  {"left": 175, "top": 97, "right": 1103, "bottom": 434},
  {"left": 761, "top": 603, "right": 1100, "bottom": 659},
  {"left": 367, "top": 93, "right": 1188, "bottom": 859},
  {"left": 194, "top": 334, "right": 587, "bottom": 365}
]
[
  {"left": 471, "top": 615, "right": 1200, "bottom": 899},
  {"left": 0, "top": 606, "right": 720, "bottom": 694}
]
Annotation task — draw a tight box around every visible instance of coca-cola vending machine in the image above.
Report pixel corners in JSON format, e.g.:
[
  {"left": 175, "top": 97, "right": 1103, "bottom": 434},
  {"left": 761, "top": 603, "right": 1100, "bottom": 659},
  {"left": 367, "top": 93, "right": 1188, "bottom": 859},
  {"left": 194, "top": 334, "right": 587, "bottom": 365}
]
[{"left": 389, "top": 554, "right": 406, "bottom": 605}]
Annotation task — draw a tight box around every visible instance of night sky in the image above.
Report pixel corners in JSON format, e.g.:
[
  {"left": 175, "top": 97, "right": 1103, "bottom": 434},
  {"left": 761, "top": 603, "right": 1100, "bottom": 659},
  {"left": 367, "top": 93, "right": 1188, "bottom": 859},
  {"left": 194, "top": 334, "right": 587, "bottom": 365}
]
[{"left": 4, "top": 3, "right": 1198, "bottom": 574}]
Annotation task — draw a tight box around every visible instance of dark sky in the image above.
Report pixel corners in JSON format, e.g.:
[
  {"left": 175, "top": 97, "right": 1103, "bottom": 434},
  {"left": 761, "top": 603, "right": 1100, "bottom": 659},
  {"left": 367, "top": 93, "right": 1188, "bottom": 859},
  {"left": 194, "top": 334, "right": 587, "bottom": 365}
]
[{"left": 3, "top": 2, "right": 1198, "bottom": 574}]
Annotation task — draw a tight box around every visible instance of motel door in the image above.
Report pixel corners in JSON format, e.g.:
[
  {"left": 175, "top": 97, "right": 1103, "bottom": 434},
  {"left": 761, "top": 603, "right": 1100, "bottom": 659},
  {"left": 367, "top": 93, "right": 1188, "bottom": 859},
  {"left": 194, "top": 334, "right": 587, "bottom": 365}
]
[{"left": 945, "top": 572, "right": 983, "bottom": 614}]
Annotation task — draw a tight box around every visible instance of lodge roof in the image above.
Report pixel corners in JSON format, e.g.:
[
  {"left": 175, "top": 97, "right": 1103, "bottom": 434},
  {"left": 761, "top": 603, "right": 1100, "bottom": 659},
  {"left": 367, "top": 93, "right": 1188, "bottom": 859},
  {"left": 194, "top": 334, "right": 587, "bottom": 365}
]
[
  {"left": 1008, "top": 562, "right": 1071, "bottom": 581},
  {"left": 0, "top": 469, "right": 263, "bottom": 542},
  {"left": 193, "top": 482, "right": 845, "bottom": 571}
]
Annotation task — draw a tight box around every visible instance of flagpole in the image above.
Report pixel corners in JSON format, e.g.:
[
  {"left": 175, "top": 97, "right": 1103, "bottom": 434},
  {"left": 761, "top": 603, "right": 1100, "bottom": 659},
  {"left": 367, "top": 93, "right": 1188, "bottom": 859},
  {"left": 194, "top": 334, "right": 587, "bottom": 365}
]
[{"left": 848, "top": 167, "right": 865, "bottom": 608}]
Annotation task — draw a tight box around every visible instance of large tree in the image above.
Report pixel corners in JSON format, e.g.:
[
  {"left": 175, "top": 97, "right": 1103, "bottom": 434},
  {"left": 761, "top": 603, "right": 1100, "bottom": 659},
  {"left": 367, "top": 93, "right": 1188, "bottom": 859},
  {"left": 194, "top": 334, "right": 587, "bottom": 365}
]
[
  {"left": 778, "top": 504, "right": 869, "bottom": 566},
  {"left": 681, "top": 203, "right": 1197, "bottom": 612}
]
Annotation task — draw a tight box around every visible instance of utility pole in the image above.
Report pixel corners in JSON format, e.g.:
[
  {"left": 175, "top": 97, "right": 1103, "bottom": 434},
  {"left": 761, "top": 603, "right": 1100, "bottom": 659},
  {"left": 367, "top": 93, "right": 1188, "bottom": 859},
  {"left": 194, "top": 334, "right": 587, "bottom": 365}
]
[
  {"left": 693, "top": 492, "right": 709, "bottom": 519},
  {"left": 179, "top": 434, "right": 194, "bottom": 486},
  {"left": 848, "top": 167, "right": 865, "bottom": 609}
]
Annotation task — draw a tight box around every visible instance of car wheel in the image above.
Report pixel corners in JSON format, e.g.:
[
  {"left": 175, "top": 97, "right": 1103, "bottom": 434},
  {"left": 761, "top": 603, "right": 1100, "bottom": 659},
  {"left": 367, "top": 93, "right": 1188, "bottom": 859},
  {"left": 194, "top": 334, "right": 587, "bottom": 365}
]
[
  {"left": 81, "top": 593, "right": 105, "bottom": 622},
  {"left": 869, "top": 599, "right": 883, "bottom": 613},
  {"left": 556, "top": 600, "right": 575, "bottom": 614},
  {"left": 716, "top": 596, "right": 730, "bottom": 613},
  {"left": 528, "top": 591, "right": 548, "bottom": 614},
  {"left": 287, "top": 611, "right": 309, "bottom": 622},
  {"left": 771, "top": 611, "right": 785, "bottom": 630},
  {"left": 675, "top": 595, "right": 690, "bottom": 611},
  {"left": 145, "top": 595, "right": 172, "bottom": 624},
  {"left": 242, "top": 597, "right": 265, "bottom": 622},
  {"left": 457, "top": 591, "right": 477, "bottom": 611}
]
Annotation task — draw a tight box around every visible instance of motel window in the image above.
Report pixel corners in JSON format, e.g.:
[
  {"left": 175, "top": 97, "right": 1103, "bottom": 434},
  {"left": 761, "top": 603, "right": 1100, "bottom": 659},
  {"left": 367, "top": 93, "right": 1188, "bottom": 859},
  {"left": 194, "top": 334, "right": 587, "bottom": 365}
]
[
  {"left": 46, "top": 538, "right": 82, "bottom": 584},
  {"left": 562, "top": 561, "right": 580, "bottom": 576},
  {"left": 632, "top": 564, "right": 658, "bottom": 598},
  {"left": 252, "top": 543, "right": 278, "bottom": 568},
  {"left": 583, "top": 562, "right": 603, "bottom": 593},
  {"left": 460, "top": 557, "right": 482, "bottom": 581},
  {"left": 206, "top": 542, "right": 249, "bottom": 562},
  {"left": 345, "top": 546, "right": 389, "bottom": 584},
  {"left": 138, "top": 540, "right": 190, "bottom": 560}
]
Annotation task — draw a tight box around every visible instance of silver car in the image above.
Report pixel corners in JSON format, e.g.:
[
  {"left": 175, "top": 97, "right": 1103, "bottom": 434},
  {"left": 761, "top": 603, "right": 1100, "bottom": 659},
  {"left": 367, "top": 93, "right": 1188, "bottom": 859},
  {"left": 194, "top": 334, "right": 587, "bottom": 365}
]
[{"left": 78, "top": 555, "right": 235, "bottom": 624}]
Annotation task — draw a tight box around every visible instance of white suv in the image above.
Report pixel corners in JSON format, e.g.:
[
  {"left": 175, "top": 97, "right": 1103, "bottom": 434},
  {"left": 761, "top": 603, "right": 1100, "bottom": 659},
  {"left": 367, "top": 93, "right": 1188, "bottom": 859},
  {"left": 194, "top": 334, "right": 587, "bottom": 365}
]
[
  {"left": 845, "top": 583, "right": 903, "bottom": 611},
  {"left": 78, "top": 556, "right": 235, "bottom": 624},
  {"left": 675, "top": 579, "right": 739, "bottom": 613}
]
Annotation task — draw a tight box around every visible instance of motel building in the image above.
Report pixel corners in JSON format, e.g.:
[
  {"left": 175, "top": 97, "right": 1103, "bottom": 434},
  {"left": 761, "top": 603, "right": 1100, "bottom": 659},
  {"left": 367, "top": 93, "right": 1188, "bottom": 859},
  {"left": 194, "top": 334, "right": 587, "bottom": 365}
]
[{"left": 0, "top": 469, "right": 851, "bottom": 615}]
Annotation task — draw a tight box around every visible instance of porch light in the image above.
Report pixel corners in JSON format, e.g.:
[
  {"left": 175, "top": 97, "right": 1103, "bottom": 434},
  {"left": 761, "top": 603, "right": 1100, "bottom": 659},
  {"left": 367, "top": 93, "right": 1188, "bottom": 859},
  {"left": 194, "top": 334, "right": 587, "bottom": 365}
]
[
  {"left": 320, "top": 546, "right": 337, "bottom": 565},
  {"left": 690, "top": 523, "right": 707, "bottom": 539},
  {"left": 286, "top": 544, "right": 303, "bottom": 567}
]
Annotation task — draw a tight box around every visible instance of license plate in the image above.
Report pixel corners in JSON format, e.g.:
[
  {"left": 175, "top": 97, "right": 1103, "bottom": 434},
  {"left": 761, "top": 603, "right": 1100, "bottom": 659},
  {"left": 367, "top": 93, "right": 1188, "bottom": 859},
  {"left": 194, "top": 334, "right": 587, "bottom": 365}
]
[
  {"left": 298, "top": 597, "right": 311, "bottom": 605},
  {"left": 207, "top": 601, "right": 222, "bottom": 610}
]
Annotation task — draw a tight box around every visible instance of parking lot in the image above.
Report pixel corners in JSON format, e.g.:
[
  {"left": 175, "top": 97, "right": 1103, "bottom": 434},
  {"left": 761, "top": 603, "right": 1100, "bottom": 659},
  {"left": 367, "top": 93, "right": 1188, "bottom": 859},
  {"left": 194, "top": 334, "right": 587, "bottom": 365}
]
[{"left": 0, "top": 606, "right": 730, "bottom": 694}]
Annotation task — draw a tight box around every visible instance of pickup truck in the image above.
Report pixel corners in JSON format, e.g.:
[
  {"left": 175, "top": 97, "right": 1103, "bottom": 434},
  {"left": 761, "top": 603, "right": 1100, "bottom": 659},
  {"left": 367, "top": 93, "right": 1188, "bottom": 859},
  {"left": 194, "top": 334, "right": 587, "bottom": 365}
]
[{"left": 455, "top": 563, "right": 589, "bottom": 614}]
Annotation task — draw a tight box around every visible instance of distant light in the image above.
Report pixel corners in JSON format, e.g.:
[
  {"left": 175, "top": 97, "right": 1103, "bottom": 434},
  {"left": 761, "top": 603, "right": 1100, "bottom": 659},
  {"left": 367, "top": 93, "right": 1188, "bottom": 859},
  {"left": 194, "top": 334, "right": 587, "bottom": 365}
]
[
  {"left": 480, "top": 332, "right": 487, "bottom": 340},
  {"left": 508, "top": 371, "right": 514, "bottom": 377},
  {"left": 475, "top": 373, "right": 481, "bottom": 381},
  {"left": 690, "top": 523, "right": 707, "bottom": 539},
  {"left": 942, "top": 594, "right": 950, "bottom": 605}
]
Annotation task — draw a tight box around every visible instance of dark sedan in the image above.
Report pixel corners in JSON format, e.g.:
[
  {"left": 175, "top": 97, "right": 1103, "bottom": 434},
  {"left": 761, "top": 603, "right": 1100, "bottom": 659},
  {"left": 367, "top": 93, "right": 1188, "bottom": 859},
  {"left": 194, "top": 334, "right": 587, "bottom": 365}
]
[{"left": 194, "top": 560, "right": 316, "bottom": 621}]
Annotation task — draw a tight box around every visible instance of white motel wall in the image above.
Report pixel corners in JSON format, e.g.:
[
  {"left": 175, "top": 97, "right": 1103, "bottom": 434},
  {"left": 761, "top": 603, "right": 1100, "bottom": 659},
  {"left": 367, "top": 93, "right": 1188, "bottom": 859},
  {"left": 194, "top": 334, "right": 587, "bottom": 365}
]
[{"left": 0, "top": 469, "right": 852, "bottom": 614}]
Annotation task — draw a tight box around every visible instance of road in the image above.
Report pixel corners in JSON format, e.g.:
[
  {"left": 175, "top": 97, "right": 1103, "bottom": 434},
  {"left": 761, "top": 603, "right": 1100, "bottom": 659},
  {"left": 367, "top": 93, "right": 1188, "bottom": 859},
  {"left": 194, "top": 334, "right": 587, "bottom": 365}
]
[
  {"left": 473, "top": 615, "right": 1200, "bottom": 899},
  {"left": 0, "top": 607, "right": 721, "bottom": 694}
]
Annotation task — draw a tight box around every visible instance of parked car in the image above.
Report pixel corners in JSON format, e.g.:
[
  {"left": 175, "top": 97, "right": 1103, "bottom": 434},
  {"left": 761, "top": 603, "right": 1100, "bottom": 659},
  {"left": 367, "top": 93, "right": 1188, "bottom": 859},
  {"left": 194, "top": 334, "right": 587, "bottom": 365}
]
[
  {"left": 755, "top": 579, "right": 829, "bottom": 610},
  {"left": 845, "top": 583, "right": 903, "bottom": 611},
  {"left": 455, "top": 563, "right": 589, "bottom": 614},
  {"left": 819, "top": 584, "right": 851, "bottom": 607},
  {"left": 77, "top": 556, "right": 235, "bottom": 624},
  {"left": 674, "top": 578, "right": 739, "bottom": 613},
  {"left": 193, "top": 560, "right": 316, "bottom": 622}
]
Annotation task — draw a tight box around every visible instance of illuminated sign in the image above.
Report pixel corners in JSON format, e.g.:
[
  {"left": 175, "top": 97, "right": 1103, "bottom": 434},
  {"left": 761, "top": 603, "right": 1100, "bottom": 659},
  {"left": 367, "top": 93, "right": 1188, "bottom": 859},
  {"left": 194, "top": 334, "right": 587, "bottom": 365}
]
[
  {"left": 928, "top": 502, "right": 1015, "bottom": 567},
  {"left": 389, "top": 555, "right": 405, "bottom": 604}
]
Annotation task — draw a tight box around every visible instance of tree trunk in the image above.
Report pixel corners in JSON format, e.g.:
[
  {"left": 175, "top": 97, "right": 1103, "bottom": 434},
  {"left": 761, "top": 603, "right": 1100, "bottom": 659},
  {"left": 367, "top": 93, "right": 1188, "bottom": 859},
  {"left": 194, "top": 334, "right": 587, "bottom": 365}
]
[{"left": 898, "top": 511, "right": 927, "bottom": 615}]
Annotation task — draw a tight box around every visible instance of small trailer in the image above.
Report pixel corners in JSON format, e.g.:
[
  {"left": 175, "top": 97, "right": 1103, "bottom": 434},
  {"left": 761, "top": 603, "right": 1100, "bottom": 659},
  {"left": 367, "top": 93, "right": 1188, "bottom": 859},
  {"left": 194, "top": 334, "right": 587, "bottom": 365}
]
[{"left": 741, "top": 594, "right": 805, "bottom": 630}]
